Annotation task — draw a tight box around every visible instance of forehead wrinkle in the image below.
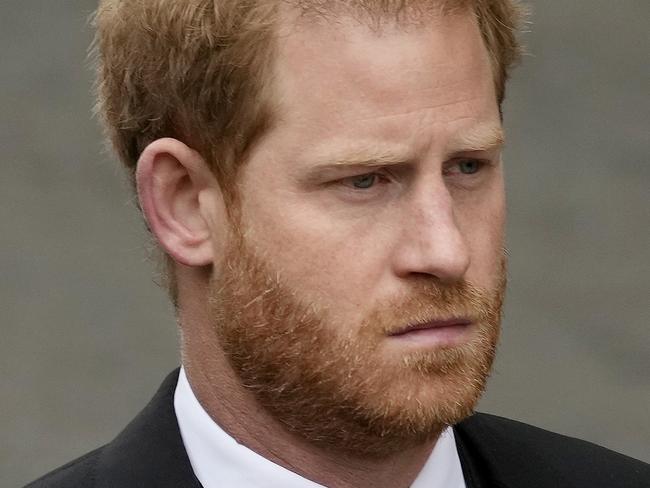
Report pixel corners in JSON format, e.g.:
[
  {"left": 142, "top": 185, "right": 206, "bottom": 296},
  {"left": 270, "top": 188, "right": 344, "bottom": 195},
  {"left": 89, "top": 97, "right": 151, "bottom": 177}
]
[{"left": 351, "top": 95, "right": 486, "bottom": 125}]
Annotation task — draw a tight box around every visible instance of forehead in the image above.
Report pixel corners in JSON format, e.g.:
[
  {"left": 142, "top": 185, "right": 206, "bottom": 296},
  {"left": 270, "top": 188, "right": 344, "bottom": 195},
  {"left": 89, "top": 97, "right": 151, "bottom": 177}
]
[{"left": 263, "top": 8, "right": 499, "bottom": 162}]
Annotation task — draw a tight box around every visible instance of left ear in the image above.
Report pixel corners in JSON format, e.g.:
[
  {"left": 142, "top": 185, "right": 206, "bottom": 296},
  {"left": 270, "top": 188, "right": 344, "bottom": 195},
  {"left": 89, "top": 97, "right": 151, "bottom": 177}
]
[{"left": 135, "top": 138, "right": 222, "bottom": 267}]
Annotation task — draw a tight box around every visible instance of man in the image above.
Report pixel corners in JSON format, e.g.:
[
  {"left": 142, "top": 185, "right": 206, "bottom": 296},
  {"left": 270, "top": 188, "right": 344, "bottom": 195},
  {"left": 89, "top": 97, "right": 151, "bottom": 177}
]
[{"left": 27, "top": 0, "right": 648, "bottom": 486}]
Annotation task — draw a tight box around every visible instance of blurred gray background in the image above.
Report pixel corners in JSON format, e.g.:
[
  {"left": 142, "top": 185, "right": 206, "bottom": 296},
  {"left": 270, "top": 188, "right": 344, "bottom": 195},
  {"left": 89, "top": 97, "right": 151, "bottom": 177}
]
[{"left": 2, "top": 1, "right": 648, "bottom": 485}]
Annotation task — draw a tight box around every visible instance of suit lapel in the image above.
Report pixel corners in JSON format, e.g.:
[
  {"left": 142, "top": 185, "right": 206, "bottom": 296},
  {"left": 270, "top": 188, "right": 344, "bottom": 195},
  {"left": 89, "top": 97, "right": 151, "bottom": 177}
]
[
  {"left": 453, "top": 413, "right": 567, "bottom": 488},
  {"left": 95, "top": 369, "right": 202, "bottom": 488},
  {"left": 91, "top": 372, "right": 550, "bottom": 488},
  {"left": 454, "top": 418, "right": 508, "bottom": 488}
]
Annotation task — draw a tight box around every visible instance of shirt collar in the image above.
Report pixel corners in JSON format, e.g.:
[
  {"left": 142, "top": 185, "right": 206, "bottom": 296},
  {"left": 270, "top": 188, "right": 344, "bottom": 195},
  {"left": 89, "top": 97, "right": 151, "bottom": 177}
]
[{"left": 174, "top": 367, "right": 466, "bottom": 488}]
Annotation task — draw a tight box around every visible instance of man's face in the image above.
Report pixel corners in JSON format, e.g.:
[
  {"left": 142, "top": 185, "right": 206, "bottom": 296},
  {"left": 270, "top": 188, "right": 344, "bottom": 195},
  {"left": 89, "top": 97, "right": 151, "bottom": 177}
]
[{"left": 208, "top": 10, "right": 506, "bottom": 456}]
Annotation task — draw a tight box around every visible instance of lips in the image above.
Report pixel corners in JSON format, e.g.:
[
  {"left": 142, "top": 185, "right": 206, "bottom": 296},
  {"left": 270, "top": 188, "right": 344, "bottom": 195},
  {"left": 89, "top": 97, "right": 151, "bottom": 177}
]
[{"left": 389, "top": 318, "right": 473, "bottom": 336}]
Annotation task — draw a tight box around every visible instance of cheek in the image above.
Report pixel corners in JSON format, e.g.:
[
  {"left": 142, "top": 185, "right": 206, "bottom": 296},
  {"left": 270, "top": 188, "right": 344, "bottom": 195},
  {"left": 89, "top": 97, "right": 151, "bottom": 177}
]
[
  {"left": 456, "top": 183, "right": 506, "bottom": 287},
  {"left": 241, "top": 195, "right": 397, "bottom": 315}
]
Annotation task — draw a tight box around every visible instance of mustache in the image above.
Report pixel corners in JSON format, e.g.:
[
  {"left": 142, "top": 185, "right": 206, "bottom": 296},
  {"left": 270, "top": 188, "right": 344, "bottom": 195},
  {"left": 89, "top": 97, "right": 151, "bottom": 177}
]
[{"left": 363, "top": 278, "right": 505, "bottom": 337}]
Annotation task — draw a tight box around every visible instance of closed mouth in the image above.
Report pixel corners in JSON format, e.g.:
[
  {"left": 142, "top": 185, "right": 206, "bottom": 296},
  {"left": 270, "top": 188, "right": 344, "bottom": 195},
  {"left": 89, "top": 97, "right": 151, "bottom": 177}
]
[{"left": 389, "top": 318, "right": 473, "bottom": 336}]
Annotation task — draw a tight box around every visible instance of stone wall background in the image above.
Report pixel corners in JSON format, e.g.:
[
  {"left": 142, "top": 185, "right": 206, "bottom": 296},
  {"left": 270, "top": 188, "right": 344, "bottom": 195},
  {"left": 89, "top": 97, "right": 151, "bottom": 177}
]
[{"left": 2, "top": 1, "right": 648, "bottom": 485}]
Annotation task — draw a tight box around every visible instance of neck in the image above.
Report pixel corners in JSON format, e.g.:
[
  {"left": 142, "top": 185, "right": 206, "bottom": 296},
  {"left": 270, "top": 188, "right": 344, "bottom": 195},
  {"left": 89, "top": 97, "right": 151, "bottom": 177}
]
[{"left": 176, "top": 277, "right": 437, "bottom": 488}]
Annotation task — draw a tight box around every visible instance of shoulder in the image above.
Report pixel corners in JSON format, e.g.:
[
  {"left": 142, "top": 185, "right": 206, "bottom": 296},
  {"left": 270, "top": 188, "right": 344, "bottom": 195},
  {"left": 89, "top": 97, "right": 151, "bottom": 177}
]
[
  {"left": 455, "top": 412, "right": 650, "bottom": 488},
  {"left": 23, "top": 369, "right": 199, "bottom": 488},
  {"left": 24, "top": 447, "right": 103, "bottom": 487}
]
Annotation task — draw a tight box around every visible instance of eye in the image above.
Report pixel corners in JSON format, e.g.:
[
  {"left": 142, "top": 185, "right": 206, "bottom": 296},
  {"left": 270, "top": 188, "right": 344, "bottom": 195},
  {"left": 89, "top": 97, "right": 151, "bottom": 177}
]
[
  {"left": 444, "top": 158, "right": 489, "bottom": 178},
  {"left": 343, "top": 173, "right": 380, "bottom": 189},
  {"left": 458, "top": 159, "right": 482, "bottom": 175}
]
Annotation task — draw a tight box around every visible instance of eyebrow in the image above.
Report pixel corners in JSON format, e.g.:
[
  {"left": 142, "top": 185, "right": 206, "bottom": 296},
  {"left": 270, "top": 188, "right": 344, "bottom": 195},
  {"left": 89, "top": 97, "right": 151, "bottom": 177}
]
[
  {"left": 297, "top": 124, "right": 505, "bottom": 184},
  {"left": 319, "top": 148, "right": 410, "bottom": 168},
  {"left": 447, "top": 124, "right": 505, "bottom": 153},
  {"left": 298, "top": 147, "right": 412, "bottom": 184}
]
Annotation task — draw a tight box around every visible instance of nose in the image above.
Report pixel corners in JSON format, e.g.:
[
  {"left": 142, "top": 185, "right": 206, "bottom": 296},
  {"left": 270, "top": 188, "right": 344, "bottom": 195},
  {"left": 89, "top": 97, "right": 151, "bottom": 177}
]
[{"left": 392, "top": 182, "right": 470, "bottom": 284}]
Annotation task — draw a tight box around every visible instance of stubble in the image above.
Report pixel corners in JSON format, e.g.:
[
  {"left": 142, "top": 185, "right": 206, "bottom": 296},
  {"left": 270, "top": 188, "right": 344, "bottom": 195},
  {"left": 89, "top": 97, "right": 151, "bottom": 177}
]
[{"left": 209, "top": 232, "right": 505, "bottom": 457}]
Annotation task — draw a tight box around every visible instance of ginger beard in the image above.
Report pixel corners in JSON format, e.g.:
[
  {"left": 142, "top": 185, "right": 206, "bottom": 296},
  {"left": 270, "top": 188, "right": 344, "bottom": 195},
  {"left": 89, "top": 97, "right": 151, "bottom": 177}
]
[{"left": 209, "top": 229, "right": 506, "bottom": 457}]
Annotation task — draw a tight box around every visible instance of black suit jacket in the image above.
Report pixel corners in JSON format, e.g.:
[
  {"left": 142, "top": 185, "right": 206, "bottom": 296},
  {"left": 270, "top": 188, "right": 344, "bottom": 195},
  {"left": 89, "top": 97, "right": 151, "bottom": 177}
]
[{"left": 26, "top": 369, "right": 649, "bottom": 487}]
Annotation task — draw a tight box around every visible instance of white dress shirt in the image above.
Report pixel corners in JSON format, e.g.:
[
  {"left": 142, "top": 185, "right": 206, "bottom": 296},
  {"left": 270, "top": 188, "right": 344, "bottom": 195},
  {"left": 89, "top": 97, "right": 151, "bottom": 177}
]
[{"left": 175, "top": 367, "right": 467, "bottom": 488}]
